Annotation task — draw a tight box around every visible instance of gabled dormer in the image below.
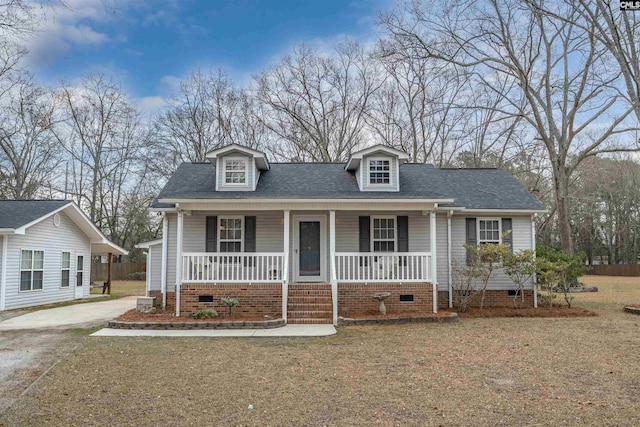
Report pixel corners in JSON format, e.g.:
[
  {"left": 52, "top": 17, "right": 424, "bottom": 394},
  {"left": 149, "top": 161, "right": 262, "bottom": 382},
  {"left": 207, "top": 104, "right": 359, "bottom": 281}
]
[
  {"left": 345, "top": 145, "right": 410, "bottom": 192},
  {"left": 206, "top": 144, "right": 270, "bottom": 191}
]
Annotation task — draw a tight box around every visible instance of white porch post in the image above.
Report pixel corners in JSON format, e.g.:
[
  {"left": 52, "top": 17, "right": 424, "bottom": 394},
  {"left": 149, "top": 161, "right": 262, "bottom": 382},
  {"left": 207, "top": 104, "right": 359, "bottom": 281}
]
[
  {"left": 175, "top": 211, "right": 184, "bottom": 316},
  {"left": 532, "top": 214, "right": 538, "bottom": 308},
  {"left": 161, "top": 215, "right": 168, "bottom": 309},
  {"left": 329, "top": 210, "right": 337, "bottom": 325},
  {"left": 283, "top": 210, "right": 290, "bottom": 323},
  {"left": 447, "top": 211, "right": 453, "bottom": 308},
  {"left": 0, "top": 235, "right": 7, "bottom": 311},
  {"left": 430, "top": 210, "right": 438, "bottom": 313}
]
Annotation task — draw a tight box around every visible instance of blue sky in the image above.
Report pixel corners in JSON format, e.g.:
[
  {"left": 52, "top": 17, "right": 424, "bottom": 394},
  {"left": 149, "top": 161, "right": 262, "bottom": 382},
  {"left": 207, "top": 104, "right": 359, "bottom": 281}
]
[{"left": 26, "top": 0, "right": 389, "bottom": 113}]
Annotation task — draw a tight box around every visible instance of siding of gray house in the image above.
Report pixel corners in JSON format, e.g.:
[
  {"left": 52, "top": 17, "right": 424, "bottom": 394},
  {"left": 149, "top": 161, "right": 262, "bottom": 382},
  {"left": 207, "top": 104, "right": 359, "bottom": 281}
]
[
  {"left": 148, "top": 243, "right": 162, "bottom": 292},
  {"left": 216, "top": 153, "right": 255, "bottom": 191},
  {"left": 450, "top": 215, "right": 534, "bottom": 289},
  {"left": 4, "top": 211, "right": 91, "bottom": 310},
  {"left": 436, "top": 213, "right": 449, "bottom": 292}
]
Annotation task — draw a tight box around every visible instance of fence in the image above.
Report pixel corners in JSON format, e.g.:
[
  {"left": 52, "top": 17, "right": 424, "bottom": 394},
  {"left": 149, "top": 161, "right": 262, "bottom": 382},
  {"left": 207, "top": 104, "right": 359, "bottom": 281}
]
[
  {"left": 587, "top": 264, "right": 640, "bottom": 277},
  {"left": 91, "top": 262, "right": 146, "bottom": 281}
]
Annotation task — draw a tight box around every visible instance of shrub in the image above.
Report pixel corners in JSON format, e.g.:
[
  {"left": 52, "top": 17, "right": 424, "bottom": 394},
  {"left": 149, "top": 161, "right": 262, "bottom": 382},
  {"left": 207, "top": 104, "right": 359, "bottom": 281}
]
[
  {"left": 464, "top": 240, "right": 511, "bottom": 309},
  {"left": 190, "top": 309, "right": 218, "bottom": 319},
  {"left": 536, "top": 246, "right": 586, "bottom": 307},
  {"left": 221, "top": 297, "right": 239, "bottom": 317},
  {"left": 128, "top": 271, "right": 146, "bottom": 281},
  {"left": 503, "top": 250, "right": 537, "bottom": 308}
]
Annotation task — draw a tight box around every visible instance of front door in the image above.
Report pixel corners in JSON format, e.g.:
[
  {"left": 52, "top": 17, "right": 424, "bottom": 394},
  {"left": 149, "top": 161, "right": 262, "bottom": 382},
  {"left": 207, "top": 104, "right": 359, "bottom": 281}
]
[
  {"left": 75, "top": 255, "right": 84, "bottom": 299},
  {"left": 294, "top": 216, "right": 326, "bottom": 282}
]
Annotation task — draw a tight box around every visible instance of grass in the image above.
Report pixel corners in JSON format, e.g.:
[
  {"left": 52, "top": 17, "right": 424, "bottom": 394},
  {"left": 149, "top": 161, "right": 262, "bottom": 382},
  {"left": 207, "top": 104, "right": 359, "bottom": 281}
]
[
  {"left": 2, "top": 276, "right": 640, "bottom": 426},
  {"left": 89, "top": 280, "right": 146, "bottom": 298}
]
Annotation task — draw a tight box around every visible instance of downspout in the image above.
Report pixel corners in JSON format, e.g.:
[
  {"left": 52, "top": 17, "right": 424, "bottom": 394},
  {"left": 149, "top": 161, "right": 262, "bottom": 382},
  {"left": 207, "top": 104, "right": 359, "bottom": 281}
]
[
  {"left": 161, "top": 214, "right": 168, "bottom": 309},
  {"left": 0, "top": 235, "right": 7, "bottom": 311},
  {"left": 175, "top": 210, "right": 184, "bottom": 316},
  {"left": 430, "top": 205, "right": 438, "bottom": 313},
  {"left": 447, "top": 210, "right": 453, "bottom": 308},
  {"left": 532, "top": 214, "right": 538, "bottom": 308}
]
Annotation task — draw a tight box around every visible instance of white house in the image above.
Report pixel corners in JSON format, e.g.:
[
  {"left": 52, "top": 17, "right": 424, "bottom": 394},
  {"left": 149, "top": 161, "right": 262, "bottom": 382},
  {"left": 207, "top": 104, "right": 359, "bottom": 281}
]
[
  {"left": 143, "top": 144, "right": 546, "bottom": 325},
  {"left": 0, "top": 200, "right": 127, "bottom": 311}
]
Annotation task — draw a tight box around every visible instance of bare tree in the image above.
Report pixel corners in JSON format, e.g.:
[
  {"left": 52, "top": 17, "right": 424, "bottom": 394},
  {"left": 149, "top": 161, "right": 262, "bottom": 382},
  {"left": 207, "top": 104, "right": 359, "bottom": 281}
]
[
  {"left": 256, "top": 41, "right": 383, "bottom": 161},
  {"left": 382, "top": 0, "right": 639, "bottom": 252},
  {"left": 0, "top": 78, "right": 58, "bottom": 198},
  {"left": 0, "top": 0, "right": 35, "bottom": 101},
  {"left": 148, "top": 68, "right": 251, "bottom": 177}
]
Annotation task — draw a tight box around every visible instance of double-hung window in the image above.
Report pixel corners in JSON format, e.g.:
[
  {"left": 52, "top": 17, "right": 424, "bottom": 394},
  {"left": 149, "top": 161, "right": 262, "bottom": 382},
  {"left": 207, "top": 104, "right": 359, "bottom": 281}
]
[
  {"left": 224, "top": 158, "right": 248, "bottom": 185},
  {"left": 478, "top": 219, "right": 501, "bottom": 244},
  {"left": 20, "top": 250, "right": 44, "bottom": 291},
  {"left": 368, "top": 159, "right": 390, "bottom": 185},
  {"left": 372, "top": 217, "right": 395, "bottom": 252},
  {"left": 219, "top": 217, "right": 243, "bottom": 252},
  {"left": 61, "top": 252, "right": 71, "bottom": 288}
]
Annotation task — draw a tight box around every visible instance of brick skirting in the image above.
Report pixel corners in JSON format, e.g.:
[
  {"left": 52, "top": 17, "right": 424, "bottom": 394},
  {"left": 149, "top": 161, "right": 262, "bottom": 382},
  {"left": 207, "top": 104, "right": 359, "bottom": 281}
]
[
  {"left": 338, "top": 282, "right": 433, "bottom": 317},
  {"left": 439, "top": 289, "right": 535, "bottom": 308},
  {"left": 179, "top": 283, "right": 282, "bottom": 317}
]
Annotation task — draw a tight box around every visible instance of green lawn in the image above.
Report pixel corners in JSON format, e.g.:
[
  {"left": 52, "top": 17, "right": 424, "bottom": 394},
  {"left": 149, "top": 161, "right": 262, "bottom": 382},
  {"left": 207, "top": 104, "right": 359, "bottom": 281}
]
[
  {"left": 2, "top": 276, "right": 639, "bottom": 426},
  {"left": 89, "top": 280, "right": 146, "bottom": 298}
]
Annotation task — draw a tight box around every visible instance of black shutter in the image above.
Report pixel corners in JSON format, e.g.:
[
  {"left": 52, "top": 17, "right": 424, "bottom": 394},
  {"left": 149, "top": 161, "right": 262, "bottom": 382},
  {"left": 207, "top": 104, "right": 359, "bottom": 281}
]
[
  {"left": 397, "top": 216, "right": 409, "bottom": 266},
  {"left": 244, "top": 216, "right": 256, "bottom": 252},
  {"left": 206, "top": 216, "right": 217, "bottom": 252},
  {"left": 359, "top": 216, "right": 370, "bottom": 266},
  {"left": 465, "top": 218, "right": 477, "bottom": 265},
  {"left": 502, "top": 218, "right": 513, "bottom": 254},
  {"left": 244, "top": 216, "right": 257, "bottom": 267}
]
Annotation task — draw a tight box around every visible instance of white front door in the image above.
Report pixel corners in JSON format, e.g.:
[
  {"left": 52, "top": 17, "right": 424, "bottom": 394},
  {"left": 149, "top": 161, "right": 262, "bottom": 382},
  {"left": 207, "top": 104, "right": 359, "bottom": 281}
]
[
  {"left": 74, "top": 255, "right": 84, "bottom": 299},
  {"left": 293, "top": 215, "right": 326, "bottom": 282}
]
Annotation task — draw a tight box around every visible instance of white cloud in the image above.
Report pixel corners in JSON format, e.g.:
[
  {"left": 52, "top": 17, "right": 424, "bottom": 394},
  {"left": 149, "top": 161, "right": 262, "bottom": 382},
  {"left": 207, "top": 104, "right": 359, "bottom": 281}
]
[
  {"left": 24, "top": 0, "right": 118, "bottom": 69},
  {"left": 133, "top": 95, "right": 168, "bottom": 119}
]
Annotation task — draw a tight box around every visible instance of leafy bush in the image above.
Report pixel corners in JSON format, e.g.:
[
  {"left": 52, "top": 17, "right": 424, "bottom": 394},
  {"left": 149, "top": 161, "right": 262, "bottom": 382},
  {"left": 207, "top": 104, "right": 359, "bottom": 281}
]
[
  {"left": 536, "top": 246, "right": 586, "bottom": 307},
  {"left": 503, "top": 250, "right": 537, "bottom": 308},
  {"left": 190, "top": 309, "right": 218, "bottom": 319},
  {"left": 128, "top": 271, "right": 146, "bottom": 281},
  {"left": 221, "top": 297, "right": 239, "bottom": 317}
]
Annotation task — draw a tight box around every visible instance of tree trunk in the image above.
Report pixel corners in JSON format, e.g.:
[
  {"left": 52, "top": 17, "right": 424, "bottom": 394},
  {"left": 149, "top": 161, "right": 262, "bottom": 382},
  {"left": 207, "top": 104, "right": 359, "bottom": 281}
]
[{"left": 553, "top": 167, "right": 574, "bottom": 253}]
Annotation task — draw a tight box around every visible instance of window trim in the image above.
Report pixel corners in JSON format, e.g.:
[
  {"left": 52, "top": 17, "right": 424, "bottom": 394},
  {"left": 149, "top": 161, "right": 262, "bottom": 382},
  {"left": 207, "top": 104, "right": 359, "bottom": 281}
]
[
  {"left": 76, "top": 254, "right": 85, "bottom": 288},
  {"left": 222, "top": 156, "right": 249, "bottom": 186},
  {"left": 477, "top": 218, "right": 502, "bottom": 245},
  {"left": 60, "top": 251, "right": 71, "bottom": 289},
  {"left": 218, "top": 216, "right": 244, "bottom": 253},
  {"left": 19, "top": 249, "right": 45, "bottom": 293},
  {"left": 366, "top": 157, "right": 392, "bottom": 187},
  {"left": 370, "top": 215, "right": 397, "bottom": 253}
]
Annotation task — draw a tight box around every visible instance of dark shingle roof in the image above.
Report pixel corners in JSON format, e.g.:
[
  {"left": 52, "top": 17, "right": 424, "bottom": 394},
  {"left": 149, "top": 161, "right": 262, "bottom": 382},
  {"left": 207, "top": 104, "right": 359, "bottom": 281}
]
[
  {"left": 152, "top": 163, "right": 545, "bottom": 210},
  {"left": 0, "top": 200, "right": 70, "bottom": 229}
]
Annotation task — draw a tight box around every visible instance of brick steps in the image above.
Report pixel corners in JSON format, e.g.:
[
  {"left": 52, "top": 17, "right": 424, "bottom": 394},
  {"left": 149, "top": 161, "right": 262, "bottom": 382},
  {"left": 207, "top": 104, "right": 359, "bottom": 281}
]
[{"left": 287, "top": 283, "right": 332, "bottom": 325}]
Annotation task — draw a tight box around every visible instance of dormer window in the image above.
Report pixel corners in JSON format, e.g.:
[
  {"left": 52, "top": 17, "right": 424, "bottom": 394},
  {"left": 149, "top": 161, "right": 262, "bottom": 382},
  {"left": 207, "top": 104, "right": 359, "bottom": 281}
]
[
  {"left": 368, "top": 159, "right": 390, "bottom": 185},
  {"left": 224, "top": 157, "right": 248, "bottom": 185}
]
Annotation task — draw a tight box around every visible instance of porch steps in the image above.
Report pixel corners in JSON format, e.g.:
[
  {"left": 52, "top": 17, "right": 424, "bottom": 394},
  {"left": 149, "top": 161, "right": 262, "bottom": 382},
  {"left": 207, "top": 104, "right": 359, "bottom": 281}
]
[{"left": 287, "top": 283, "right": 332, "bottom": 325}]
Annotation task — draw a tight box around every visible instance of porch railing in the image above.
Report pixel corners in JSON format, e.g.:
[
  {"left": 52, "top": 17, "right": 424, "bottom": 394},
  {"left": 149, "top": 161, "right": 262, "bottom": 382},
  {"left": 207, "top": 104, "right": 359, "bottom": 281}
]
[
  {"left": 182, "top": 252, "right": 285, "bottom": 283},
  {"left": 333, "top": 252, "right": 431, "bottom": 283}
]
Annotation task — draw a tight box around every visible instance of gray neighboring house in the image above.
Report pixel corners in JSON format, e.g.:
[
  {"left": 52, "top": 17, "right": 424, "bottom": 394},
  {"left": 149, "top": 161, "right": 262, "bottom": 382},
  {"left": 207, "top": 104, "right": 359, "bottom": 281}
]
[
  {"left": 0, "top": 200, "right": 127, "bottom": 311},
  {"left": 143, "top": 144, "right": 545, "bottom": 325}
]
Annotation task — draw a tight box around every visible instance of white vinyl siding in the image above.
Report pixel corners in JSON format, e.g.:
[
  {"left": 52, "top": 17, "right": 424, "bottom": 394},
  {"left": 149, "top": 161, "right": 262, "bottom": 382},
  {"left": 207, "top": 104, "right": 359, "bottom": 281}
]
[
  {"left": 166, "top": 213, "right": 177, "bottom": 293},
  {"left": 436, "top": 213, "right": 449, "bottom": 291},
  {"left": 451, "top": 215, "right": 534, "bottom": 290},
  {"left": 4, "top": 211, "right": 91, "bottom": 310}
]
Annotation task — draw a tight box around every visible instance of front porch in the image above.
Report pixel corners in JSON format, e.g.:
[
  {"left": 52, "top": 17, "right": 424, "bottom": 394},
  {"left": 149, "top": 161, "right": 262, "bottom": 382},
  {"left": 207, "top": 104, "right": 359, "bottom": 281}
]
[{"left": 166, "top": 207, "right": 439, "bottom": 324}]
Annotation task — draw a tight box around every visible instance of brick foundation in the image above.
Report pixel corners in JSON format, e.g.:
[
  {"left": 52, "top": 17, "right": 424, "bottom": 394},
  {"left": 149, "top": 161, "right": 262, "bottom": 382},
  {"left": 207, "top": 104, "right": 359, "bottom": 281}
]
[
  {"left": 439, "top": 289, "right": 535, "bottom": 308},
  {"left": 179, "top": 283, "right": 282, "bottom": 317},
  {"left": 338, "top": 283, "right": 433, "bottom": 317}
]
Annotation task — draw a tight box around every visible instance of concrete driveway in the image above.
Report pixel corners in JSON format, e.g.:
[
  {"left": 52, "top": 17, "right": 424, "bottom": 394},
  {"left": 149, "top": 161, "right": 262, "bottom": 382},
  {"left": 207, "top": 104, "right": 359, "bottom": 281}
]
[{"left": 0, "top": 296, "right": 137, "bottom": 331}]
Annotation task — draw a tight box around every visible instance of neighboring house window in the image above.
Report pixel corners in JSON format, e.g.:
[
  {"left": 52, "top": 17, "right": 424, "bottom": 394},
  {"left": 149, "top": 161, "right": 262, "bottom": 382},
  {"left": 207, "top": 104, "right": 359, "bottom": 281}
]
[
  {"left": 61, "top": 252, "right": 71, "bottom": 288},
  {"left": 478, "top": 219, "right": 501, "bottom": 244},
  {"left": 224, "top": 158, "right": 248, "bottom": 185},
  {"left": 372, "top": 217, "right": 395, "bottom": 252},
  {"left": 20, "top": 250, "right": 44, "bottom": 291},
  {"left": 368, "top": 159, "right": 390, "bottom": 185},
  {"left": 76, "top": 255, "right": 84, "bottom": 287},
  {"left": 219, "top": 217, "right": 243, "bottom": 252}
]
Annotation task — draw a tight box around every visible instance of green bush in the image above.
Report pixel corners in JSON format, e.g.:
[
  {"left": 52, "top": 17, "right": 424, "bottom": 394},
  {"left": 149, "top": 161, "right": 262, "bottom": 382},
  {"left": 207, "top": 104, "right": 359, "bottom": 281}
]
[
  {"left": 536, "top": 245, "right": 586, "bottom": 287},
  {"left": 221, "top": 297, "right": 239, "bottom": 317},
  {"left": 190, "top": 309, "right": 218, "bottom": 319},
  {"left": 128, "top": 271, "right": 146, "bottom": 281}
]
